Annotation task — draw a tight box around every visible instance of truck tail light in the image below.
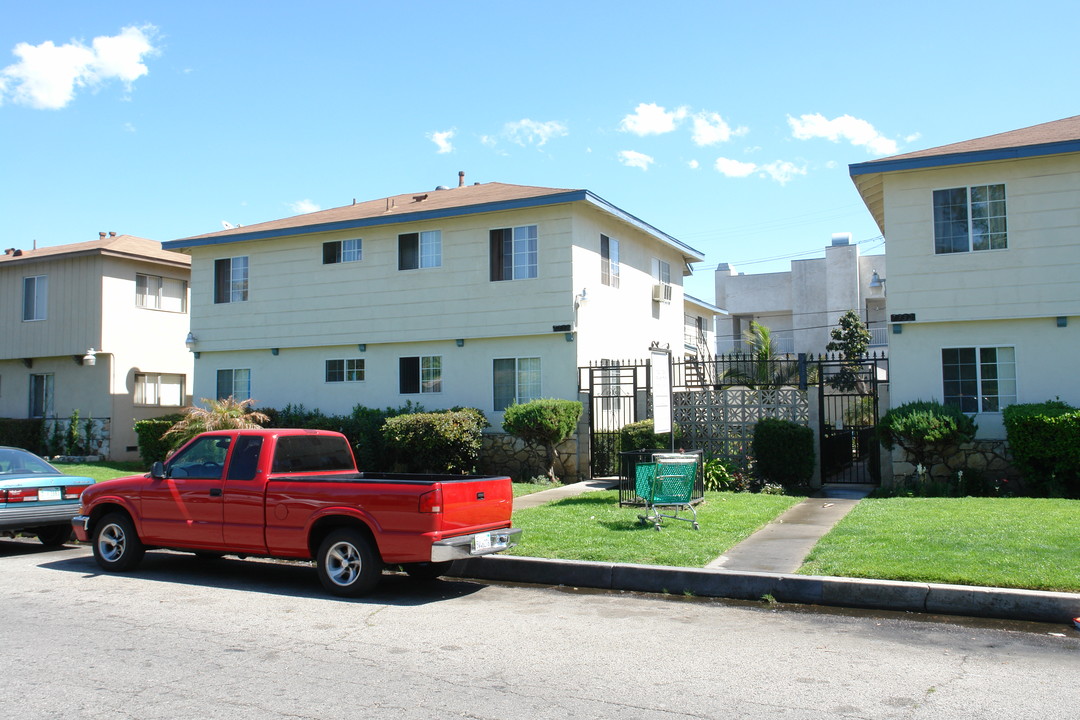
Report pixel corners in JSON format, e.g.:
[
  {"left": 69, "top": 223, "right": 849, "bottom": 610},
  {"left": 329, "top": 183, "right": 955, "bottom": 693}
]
[
  {"left": 1, "top": 488, "right": 39, "bottom": 503},
  {"left": 418, "top": 488, "right": 443, "bottom": 514},
  {"left": 64, "top": 485, "right": 91, "bottom": 500}
]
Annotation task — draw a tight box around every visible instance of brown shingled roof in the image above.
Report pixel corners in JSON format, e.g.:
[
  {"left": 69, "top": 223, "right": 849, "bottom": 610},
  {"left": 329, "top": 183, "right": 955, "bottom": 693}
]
[
  {"left": 0, "top": 234, "right": 190, "bottom": 268},
  {"left": 180, "top": 182, "right": 579, "bottom": 242},
  {"left": 867, "top": 114, "right": 1080, "bottom": 164}
]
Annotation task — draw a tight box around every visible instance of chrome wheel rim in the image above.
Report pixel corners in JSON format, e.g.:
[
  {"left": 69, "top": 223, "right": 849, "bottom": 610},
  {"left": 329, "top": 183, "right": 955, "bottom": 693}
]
[
  {"left": 326, "top": 541, "right": 361, "bottom": 587},
  {"left": 98, "top": 523, "right": 126, "bottom": 562}
]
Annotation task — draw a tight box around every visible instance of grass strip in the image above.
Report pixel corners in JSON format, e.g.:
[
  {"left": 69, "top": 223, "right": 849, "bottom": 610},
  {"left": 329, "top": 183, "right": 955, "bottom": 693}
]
[
  {"left": 798, "top": 497, "right": 1080, "bottom": 592},
  {"left": 508, "top": 490, "right": 802, "bottom": 567}
]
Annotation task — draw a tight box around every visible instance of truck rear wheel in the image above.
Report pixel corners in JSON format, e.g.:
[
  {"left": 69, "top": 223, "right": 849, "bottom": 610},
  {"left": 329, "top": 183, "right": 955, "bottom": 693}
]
[
  {"left": 316, "top": 529, "right": 381, "bottom": 597},
  {"left": 92, "top": 512, "right": 145, "bottom": 572}
]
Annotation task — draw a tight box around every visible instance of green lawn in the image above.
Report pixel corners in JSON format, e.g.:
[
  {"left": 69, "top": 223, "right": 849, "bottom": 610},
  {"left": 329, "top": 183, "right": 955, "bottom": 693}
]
[
  {"left": 798, "top": 497, "right": 1080, "bottom": 592},
  {"left": 508, "top": 490, "right": 802, "bottom": 567},
  {"left": 51, "top": 461, "right": 144, "bottom": 483}
]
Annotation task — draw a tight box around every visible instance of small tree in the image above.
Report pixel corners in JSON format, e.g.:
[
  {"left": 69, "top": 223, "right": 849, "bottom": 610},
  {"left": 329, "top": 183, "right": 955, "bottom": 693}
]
[
  {"left": 826, "top": 309, "right": 871, "bottom": 391},
  {"left": 163, "top": 396, "right": 270, "bottom": 449},
  {"left": 727, "top": 321, "right": 800, "bottom": 388},
  {"left": 878, "top": 400, "right": 977, "bottom": 471},
  {"left": 502, "top": 399, "right": 583, "bottom": 482}
]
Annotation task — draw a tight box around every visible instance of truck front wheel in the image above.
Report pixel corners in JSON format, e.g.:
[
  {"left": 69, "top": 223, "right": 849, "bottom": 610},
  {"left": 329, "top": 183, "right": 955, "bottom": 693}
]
[
  {"left": 316, "top": 529, "right": 382, "bottom": 597},
  {"left": 92, "top": 512, "right": 145, "bottom": 572}
]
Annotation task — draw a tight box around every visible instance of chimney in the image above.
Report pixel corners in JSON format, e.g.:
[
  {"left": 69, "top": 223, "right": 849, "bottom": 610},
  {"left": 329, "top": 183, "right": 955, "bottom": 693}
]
[
  {"left": 109, "top": 231, "right": 117, "bottom": 237},
  {"left": 99, "top": 232, "right": 106, "bottom": 239},
  {"left": 458, "top": 171, "right": 465, "bottom": 188}
]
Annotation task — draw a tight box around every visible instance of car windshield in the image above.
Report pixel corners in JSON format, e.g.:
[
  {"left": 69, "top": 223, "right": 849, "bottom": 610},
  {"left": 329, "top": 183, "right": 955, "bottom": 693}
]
[{"left": 0, "top": 448, "right": 58, "bottom": 475}]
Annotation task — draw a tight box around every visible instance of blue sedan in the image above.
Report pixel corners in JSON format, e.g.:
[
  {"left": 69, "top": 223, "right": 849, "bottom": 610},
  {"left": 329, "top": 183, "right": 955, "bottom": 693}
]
[{"left": 0, "top": 447, "right": 95, "bottom": 547}]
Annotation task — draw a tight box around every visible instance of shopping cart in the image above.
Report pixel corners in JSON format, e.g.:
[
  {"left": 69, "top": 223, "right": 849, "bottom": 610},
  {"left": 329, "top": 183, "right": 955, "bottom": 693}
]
[{"left": 634, "top": 453, "right": 700, "bottom": 530}]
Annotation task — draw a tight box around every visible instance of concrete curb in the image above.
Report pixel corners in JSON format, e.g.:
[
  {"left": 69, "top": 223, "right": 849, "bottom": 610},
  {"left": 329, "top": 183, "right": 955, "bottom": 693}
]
[{"left": 448, "top": 555, "right": 1080, "bottom": 625}]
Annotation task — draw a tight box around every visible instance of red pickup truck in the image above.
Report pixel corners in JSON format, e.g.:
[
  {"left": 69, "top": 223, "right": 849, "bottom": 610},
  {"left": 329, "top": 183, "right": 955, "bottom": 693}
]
[{"left": 73, "top": 429, "right": 520, "bottom": 596}]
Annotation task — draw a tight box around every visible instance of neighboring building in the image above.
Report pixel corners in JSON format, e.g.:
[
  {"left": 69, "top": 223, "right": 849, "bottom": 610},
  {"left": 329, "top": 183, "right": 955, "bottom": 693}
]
[
  {"left": 713, "top": 233, "right": 887, "bottom": 356},
  {"left": 850, "top": 115, "right": 1080, "bottom": 441},
  {"left": 0, "top": 234, "right": 193, "bottom": 460},
  {"left": 684, "top": 294, "right": 723, "bottom": 361},
  {"left": 163, "top": 180, "right": 705, "bottom": 455}
]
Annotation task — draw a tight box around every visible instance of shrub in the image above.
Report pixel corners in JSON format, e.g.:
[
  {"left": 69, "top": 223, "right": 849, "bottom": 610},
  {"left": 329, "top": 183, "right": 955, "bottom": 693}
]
[
  {"left": 502, "top": 399, "right": 583, "bottom": 482},
  {"left": 878, "top": 400, "right": 977, "bottom": 469},
  {"left": 381, "top": 408, "right": 488, "bottom": 474},
  {"left": 703, "top": 456, "right": 753, "bottom": 492},
  {"left": 0, "top": 418, "right": 46, "bottom": 455},
  {"left": 752, "top": 418, "right": 814, "bottom": 487},
  {"left": 134, "top": 414, "right": 185, "bottom": 465},
  {"left": 618, "top": 418, "right": 683, "bottom": 453},
  {"left": 1003, "top": 400, "right": 1080, "bottom": 497}
]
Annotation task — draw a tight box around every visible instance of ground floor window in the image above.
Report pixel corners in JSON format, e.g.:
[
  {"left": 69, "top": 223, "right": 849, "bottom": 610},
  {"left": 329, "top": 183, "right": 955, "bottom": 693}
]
[
  {"left": 29, "top": 373, "right": 53, "bottom": 417},
  {"left": 493, "top": 357, "right": 541, "bottom": 410},
  {"left": 325, "top": 358, "right": 365, "bottom": 383},
  {"left": 399, "top": 356, "right": 441, "bottom": 394},
  {"left": 942, "top": 346, "right": 1016, "bottom": 413},
  {"left": 216, "top": 368, "right": 251, "bottom": 401},
  {"left": 135, "top": 373, "right": 185, "bottom": 406}
]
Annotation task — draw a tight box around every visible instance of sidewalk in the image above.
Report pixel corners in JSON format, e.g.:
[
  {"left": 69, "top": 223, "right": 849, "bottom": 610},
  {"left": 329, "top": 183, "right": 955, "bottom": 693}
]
[{"left": 449, "top": 479, "right": 1080, "bottom": 625}]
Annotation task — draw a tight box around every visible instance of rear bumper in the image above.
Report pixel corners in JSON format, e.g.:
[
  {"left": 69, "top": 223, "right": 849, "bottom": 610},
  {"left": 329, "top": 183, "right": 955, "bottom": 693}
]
[
  {"left": 0, "top": 504, "right": 79, "bottom": 532},
  {"left": 430, "top": 527, "right": 521, "bottom": 562}
]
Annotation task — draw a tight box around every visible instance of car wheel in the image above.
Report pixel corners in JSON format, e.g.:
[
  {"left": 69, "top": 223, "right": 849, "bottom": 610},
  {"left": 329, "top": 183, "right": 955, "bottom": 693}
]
[
  {"left": 402, "top": 561, "right": 453, "bottom": 581},
  {"left": 36, "top": 525, "right": 73, "bottom": 547},
  {"left": 316, "top": 528, "right": 381, "bottom": 597},
  {"left": 92, "top": 512, "right": 145, "bottom": 572}
]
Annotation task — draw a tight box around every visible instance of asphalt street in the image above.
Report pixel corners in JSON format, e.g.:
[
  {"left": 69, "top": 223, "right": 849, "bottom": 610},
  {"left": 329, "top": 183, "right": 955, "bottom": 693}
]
[{"left": 4, "top": 539, "right": 1079, "bottom": 719}]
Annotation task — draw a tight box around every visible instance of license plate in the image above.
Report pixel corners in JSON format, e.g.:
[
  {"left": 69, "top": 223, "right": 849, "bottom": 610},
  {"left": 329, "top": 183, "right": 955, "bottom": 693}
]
[
  {"left": 471, "top": 532, "right": 509, "bottom": 554},
  {"left": 39, "top": 488, "right": 62, "bottom": 501}
]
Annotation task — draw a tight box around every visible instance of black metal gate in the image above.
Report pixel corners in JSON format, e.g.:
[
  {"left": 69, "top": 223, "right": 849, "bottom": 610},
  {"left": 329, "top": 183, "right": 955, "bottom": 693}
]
[
  {"left": 817, "top": 357, "right": 887, "bottom": 484},
  {"left": 579, "top": 360, "right": 650, "bottom": 477}
]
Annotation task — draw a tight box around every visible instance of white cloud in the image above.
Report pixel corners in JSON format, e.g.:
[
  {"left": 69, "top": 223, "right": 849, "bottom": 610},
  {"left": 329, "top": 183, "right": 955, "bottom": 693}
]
[
  {"left": 618, "top": 150, "right": 654, "bottom": 170},
  {"left": 0, "top": 25, "right": 158, "bottom": 109},
  {"left": 504, "top": 118, "right": 568, "bottom": 146},
  {"left": 788, "top": 113, "right": 898, "bottom": 155},
  {"left": 428, "top": 129, "right": 455, "bottom": 154},
  {"left": 691, "top": 112, "right": 747, "bottom": 146},
  {"left": 759, "top": 160, "right": 807, "bottom": 185},
  {"left": 619, "top": 102, "right": 688, "bottom": 136},
  {"left": 289, "top": 199, "right": 320, "bottom": 214},
  {"left": 687, "top": 159, "right": 700, "bottom": 169},
  {"left": 714, "top": 157, "right": 757, "bottom": 178}
]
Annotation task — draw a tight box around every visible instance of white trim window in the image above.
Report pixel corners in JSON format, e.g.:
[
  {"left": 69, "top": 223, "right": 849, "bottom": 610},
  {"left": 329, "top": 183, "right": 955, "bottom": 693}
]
[
  {"left": 22, "top": 275, "right": 47, "bottom": 321},
  {"left": 601, "top": 234, "right": 620, "bottom": 288},
  {"left": 489, "top": 225, "right": 538, "bottom": 281},
  {"left": 933, "top": 184, "right": 1007, "bottom": 254},
  {"left": 325, "top": 358, "right": 365, "bottom": 383},
  {"left": 135, "top": 373, "right": 185, "bottom": 406},
  {"left": 29, "top": 373, "right": 53, "bottom": 418},
  {"left": 216, "top": 368, "right": 251, "bottom": 400},
  {"left": 214, "top": 257, "right": 249, "bottom": 303},
  {"left": 942, "top": 346, "right": 1016, "bottom": 413},
  {"left": 136, "top": 273, "right": 187, "bottom": 312},
  {"left": 398, "top": 230, "right": 441, "bottom": 270},
  {"left": 493, "top": 357, "right": 541, "bottom": 411},
  {"left": 399, "top": 356, "right": 441, "bottom": 394},
  {"left": 323, "top": 238, "right": 362, "bottom": 264}
]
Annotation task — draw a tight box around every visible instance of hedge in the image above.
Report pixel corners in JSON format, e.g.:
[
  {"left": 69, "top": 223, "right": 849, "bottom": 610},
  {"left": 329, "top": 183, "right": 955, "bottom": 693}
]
[{"left": 1002, "top": 400, "right": 1080, "bottom": 497}]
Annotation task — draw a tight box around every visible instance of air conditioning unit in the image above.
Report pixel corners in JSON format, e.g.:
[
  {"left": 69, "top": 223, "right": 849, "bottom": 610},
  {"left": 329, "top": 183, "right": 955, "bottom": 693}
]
[{"left": 652, "top": 283, "right": 673, "bottom": 303}]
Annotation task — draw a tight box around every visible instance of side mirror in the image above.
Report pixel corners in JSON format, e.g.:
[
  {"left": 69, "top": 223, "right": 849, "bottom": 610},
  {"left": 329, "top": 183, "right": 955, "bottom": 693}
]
[{"left": 150, "top": 461, "right": 167, "bottom": 479}]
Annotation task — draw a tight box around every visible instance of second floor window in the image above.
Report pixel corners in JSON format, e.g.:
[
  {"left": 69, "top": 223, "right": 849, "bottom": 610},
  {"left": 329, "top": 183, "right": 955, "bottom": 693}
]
[
  {"left": 216, "top": 368, "right": 251, "bottom": 401},
  {"left": 601, "top": 235, "right": 620, "bottom": 288},
  {"left": 323, "top": 238, "right": 362, "bottom": 264},
  {"left": 933, "top": 184, "right": 1007, "bottom": 254},
  {"left": 22, "top": 275, "right": 47, "bottom": 321},
  {"left": 135, "top": 373, "right": 185, "bottom": 406},
  {"left": 136, "top": 273, "right": 187, "bottom": 312},
  {"left": 214, "top": 256, "right": 249, "bottom": 304},
  {"left": 490, "top": 225, "right": 537, "bottom": 281},
  {"left": 399, "top": 355, "right": 441, "bottom": 394},
  {"left": 399, "top": 230, "right": 441, "bottom": 270}
]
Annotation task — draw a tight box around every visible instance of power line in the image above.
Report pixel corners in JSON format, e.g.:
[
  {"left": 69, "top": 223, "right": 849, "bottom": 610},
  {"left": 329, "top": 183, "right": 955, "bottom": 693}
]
[{"left": 711, "top": 234, "right": 884, "bottom": 270}]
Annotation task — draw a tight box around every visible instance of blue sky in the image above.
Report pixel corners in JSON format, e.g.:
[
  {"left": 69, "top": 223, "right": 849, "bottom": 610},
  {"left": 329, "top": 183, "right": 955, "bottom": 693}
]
[{"left": 3, "top": 1, "right": 1078, "bottom": 301}]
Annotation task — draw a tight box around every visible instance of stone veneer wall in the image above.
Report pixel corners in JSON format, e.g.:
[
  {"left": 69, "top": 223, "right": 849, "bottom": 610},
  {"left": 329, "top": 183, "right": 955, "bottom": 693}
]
[
  {"left": 479, "top": 432, "right": 581, "bottom": 483},
  {"left": 889, "top": 439, "right": 1016, "bottom": 484}
]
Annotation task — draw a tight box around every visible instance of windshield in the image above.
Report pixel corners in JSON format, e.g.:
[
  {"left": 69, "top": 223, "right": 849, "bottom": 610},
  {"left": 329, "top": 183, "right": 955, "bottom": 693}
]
[{"left": 0, "top": 448, "right": 58, "bottom": 475}]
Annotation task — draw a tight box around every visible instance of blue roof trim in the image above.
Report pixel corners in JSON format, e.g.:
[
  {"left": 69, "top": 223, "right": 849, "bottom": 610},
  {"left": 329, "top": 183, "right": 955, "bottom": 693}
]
[
  {"left": 850, "top": 138, "right": 1080, "bottom": 176},
  {"left": 163, "top": 189, "right": 704, "bottom": 260}
]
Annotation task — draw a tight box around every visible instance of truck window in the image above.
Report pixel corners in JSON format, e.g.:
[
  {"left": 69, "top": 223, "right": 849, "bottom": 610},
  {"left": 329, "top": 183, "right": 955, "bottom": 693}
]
[
  {"left": 272, "top": 435, "right": 355, "bottom": 473},
  {"left": 226, "top": 435, "right": 263, "bottom": 481},
  {"left": 167, "top": 436, "right": 232, "bottom": 479}
]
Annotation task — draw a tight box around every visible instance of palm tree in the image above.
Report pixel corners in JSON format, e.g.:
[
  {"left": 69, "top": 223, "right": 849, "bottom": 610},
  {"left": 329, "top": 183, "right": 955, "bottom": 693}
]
[
  {"left": 163, "top": 396, "right": 270, "bottom": 448},
  {"left": 727, "top": 321, "right": 800, "bottom": 389}
]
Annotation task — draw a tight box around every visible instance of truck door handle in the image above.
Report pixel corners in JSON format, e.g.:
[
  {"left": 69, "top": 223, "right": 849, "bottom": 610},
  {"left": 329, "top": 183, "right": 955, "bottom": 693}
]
[{"left": 209, "top": 488, "right": 223, "bottom": 497}]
